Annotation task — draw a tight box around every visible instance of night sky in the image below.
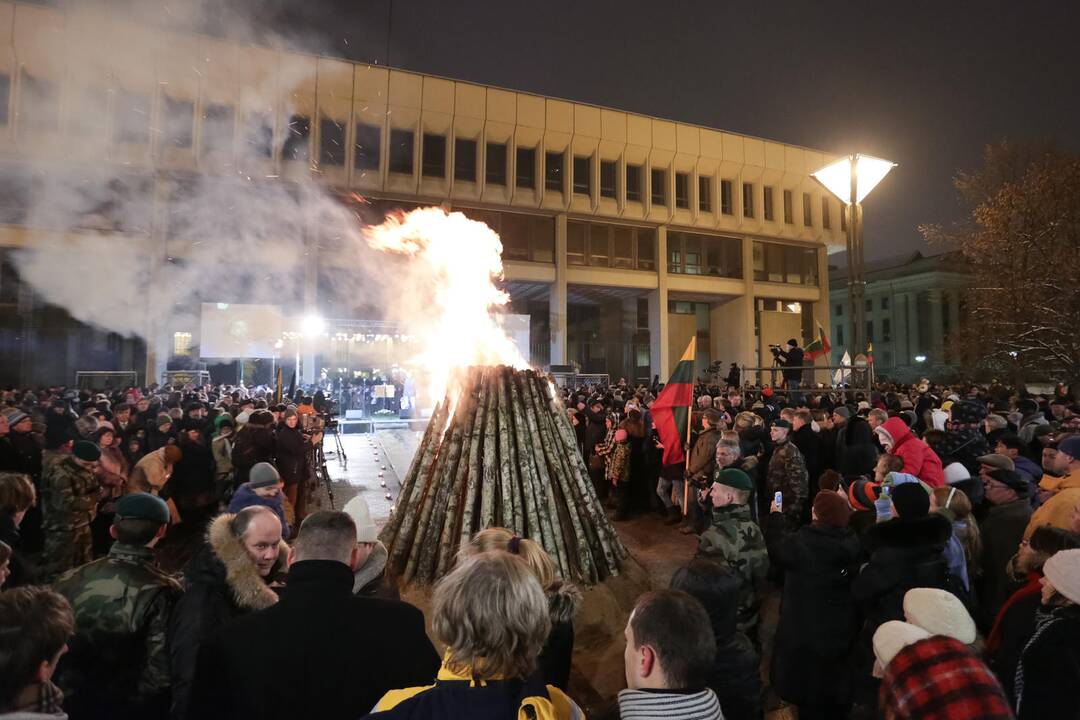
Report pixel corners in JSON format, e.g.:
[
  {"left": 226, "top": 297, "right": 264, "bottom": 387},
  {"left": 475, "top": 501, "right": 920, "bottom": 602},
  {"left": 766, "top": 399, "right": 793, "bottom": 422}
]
[{"left": 144, "top": 1, "right": 1080, "bottom": 259}]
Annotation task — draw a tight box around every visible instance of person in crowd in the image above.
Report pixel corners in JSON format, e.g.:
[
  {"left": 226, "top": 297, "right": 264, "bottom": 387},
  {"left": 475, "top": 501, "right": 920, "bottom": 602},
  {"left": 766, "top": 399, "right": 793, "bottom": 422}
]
[
  {"left": 1025, "top": 434, "right": 1080, "bottom": 536},
  {"left": 790, "top": 409, "right": 821, "bottom": 508},
  {"left": 668, "top": 408, "right": 721, "bottom": 525},
  {"left": 995, "top": 432, "right": 1043, "bottom": 487},
  {"left": 832, "top": 405, "right": 875, "bottom": 475},
  {"left": 188, "top": 510, "right": 439, "bottom": 720},
  {"left": 227, "top": 461, "right": 290, "bottom": 538},
  {"left": 368, "top": 551, "right": 584, "bottom": 719},
  {"left": 210, "top": 414, "right": 234, "bottom": 504},
  {"left": 128, "top": 445, "right": 182, "bottom": 497},
  {"left": 274, "top": 406, "right": 309, "bottom": 520},
  {"left": 930, "top": 485, "right": 980, "bottom": 596},
  {"left": 773, "top": 339, "right": 805, "bottom": 405},
  {"left": 342, "top": 495, "right": 398, "bottom": 600},
  {"left": 169, "top": 419, "right": 216, "bottom": 526},
  {"left": 980, "top": 468, "right": 1034, "bottom": 627},
  {"left": 1016, "top": 398, "right": 1049, "bottom": 445},
  {"left": 40, "top": 440, "right": 101, "bottom": 581},
  {"left": 230, "top": 409, "right": 276, "bottom": 487},
  {"left": 987, "top": 525, "right": 1080, "bottom": 702},
  {"left": 606, "top": 428, "right": 631, "bottom": 519},
  {"left": 697, "top": 468, "right": 769, "bottom": 639},
  {"left": 0, "top": 586, "right": 75, "bottom": 718},
  {"left": 3, "top": 408, "right": 43, "bottom": 483},
  {"left": 0, "top": 472, "right": 36, "bottom": 587},
  {"left": 146, "top": 414, "right": 175, "bottom": 453},
  {"left": 942, "top": 400, "right": 992, "bottom": 475},
  {"left": 851, "top": 482, "right": 954, "bottom": 707},
  {"left": 1013, "top": 547, "right": 1080, "bottom": 719},
  {"left": 669, "top": 560, "right": 761, "bottom": 720},
  {"left": 874, "top": 416, "right": 945, "bottom": 488},
  {"left": 52, "top": 493, "right": 181, "bottom": 719},
  {"left": 168, "top": 506, "right": 288, "bottom": 719},
  {"left": 873, "top": 624, "right": 1013, "bottom": 720},
  {"left": 459, "top": 527, "right": 581, "bottom": 691},
  {"left": 615, "top": 589, "right": 724, "bottom": 720},
  {"left": 765, "top": 419, "right": 808, "bottom": 529},
  {"left": 766, "top": 490, "right": 860, "bottom": 720}
]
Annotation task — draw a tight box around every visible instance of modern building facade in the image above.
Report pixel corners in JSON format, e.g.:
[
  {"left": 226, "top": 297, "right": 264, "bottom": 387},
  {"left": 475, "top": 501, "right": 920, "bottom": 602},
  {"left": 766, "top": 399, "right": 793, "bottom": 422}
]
[
  {"left": 0, "top": 1, "right": 845, "bottom": 387},
  {"left": 829, "top": 250, "right": 969, "bottom": 381}
]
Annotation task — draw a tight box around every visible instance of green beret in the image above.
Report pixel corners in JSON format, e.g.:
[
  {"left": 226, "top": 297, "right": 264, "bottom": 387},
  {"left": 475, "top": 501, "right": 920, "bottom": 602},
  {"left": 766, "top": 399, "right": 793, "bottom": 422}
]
[
  {"left": 714, "top": 468, "right": 754, "bottom": 493},
  {"left": 115, "top": 492, "right": 170, "bottom": 525}
]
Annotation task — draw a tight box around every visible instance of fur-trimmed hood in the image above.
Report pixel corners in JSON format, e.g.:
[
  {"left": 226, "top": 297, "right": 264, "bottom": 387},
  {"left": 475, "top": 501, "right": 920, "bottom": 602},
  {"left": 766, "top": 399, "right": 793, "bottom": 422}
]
[
  {"left": 202, "top": 512, "right": 289, "bottom": 612},
  {"left": 864, "top": 511, "right": 952, "bottom": 551},
  {"left": 547, "top": 580, "right": 582, "bottom": 625}
]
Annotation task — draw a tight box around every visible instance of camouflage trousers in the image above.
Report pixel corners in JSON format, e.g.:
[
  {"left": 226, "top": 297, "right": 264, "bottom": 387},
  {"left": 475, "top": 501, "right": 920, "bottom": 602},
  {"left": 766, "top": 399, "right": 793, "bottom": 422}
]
[{"left": 42, "top": 524, "right": 93, "bottom": 581}]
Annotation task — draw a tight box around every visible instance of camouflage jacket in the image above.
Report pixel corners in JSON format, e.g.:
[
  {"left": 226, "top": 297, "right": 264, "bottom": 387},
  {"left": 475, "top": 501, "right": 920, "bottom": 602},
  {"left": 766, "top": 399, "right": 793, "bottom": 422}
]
[
  {"left": 41, "top": 456, "right": 99, "bottom": 532},
  {"left": 53, "top": 543, "right": 182, "bottom": 710},
  {"left": 767, "top": 439, "right": 809, "bottom": 528},
  {"left": 696, "top": 503, "right": 769, "bottom": 633}
]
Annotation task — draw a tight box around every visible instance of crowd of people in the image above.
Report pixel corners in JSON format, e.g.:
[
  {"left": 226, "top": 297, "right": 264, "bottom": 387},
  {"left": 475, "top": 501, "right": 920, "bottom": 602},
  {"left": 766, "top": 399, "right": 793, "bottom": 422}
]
[
  {"left": 2, "top": 374, "right": 1080, "bottom": 719},
  {"left": 559, "top": 372, "right": 1080, "bottom": 718}
]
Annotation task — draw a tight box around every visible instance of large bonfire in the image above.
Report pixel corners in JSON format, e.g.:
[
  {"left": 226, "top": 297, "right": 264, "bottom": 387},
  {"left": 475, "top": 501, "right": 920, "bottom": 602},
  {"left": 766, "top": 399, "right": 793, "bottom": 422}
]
[{"left": 361, "top": 206, "right": 626, "bottom": 586}]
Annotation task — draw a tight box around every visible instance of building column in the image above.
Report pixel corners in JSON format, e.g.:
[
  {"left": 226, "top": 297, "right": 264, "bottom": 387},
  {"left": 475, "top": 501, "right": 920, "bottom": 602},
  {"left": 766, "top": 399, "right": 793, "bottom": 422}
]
[
  {"left": 302, "top": 242, "right": 319, "bottom": 385},
  {"left": 648, "top": 225, "right": 669, "bottom": 379},
  {"left": 549, "top": 213, "right": 568, "bottom": 366},
  {"left": 813, "top": 245, "right": 830, "bottom": 383},
  {"left": 905, "top": 292, "right": 921, "bottom": 363},
  {"left": 928, "top": 288, "right": 944, "bottom": 365}
]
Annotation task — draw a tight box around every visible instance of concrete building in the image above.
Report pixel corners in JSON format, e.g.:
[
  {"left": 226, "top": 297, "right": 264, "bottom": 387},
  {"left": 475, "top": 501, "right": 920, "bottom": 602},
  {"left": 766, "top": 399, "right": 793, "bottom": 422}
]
[
  {"left": 829, "top": 250, "right": 969, "bottom": 381},
  {"left": 0, "top": 1, "right": 845, "bottom": 387}
]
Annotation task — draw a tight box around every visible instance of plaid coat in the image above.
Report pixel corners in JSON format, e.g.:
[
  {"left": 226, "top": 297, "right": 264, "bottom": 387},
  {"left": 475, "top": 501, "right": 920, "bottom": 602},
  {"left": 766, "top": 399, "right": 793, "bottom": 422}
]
[{"left": 880, "top": 636, "right": 1013, "bottom": 720}]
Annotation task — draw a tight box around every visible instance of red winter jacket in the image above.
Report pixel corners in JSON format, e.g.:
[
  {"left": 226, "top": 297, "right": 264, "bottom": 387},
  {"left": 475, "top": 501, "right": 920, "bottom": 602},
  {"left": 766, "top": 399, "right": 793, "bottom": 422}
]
[{"left": 880, "top": 417, "right": 945, "bottom": 487}]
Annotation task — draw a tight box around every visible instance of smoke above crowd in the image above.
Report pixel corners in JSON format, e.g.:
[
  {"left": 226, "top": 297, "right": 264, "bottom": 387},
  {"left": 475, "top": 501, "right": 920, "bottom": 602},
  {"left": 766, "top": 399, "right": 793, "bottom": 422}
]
[{"left": 8, "top": 0, "right": 523, "bottom": 397}]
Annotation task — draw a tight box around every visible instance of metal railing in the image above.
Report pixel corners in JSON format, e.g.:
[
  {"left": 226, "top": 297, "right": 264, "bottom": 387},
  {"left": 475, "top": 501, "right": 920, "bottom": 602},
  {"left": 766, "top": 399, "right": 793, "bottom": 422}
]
[{"left": 736, "top": 363, "right": 873, "bottom": 402}]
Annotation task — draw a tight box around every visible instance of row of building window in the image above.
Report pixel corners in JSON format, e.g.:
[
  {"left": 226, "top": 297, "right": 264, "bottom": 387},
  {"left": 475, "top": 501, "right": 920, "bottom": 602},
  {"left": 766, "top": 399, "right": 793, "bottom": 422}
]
[{"left": 1, "top": 71, "right": 844, "bottom": 231}]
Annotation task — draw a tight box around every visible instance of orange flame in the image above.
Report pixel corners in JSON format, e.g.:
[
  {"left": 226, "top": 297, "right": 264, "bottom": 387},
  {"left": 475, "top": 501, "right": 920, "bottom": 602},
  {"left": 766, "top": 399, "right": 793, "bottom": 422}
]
[{"left": 363, "top": 206, "right": 529, "bottom": 403}]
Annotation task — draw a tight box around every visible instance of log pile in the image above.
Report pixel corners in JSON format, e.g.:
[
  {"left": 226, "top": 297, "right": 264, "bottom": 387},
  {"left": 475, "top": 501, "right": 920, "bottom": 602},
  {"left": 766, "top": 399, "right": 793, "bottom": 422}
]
[{"left": 380, "top": 365, "right": 627, "bottom": 586}]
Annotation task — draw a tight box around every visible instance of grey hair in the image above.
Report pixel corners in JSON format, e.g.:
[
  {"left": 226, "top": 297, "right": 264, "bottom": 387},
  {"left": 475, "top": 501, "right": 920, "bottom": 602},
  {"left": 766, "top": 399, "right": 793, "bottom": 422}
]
[
  {"left": 985, "top": 414, "right": 1008, "bottom": 431},
  {"left": 433, "top": 551, "right": 550, "bottom": 681},
  {"left": 716, "top": 439, "right": 742, "bottom": 460}
]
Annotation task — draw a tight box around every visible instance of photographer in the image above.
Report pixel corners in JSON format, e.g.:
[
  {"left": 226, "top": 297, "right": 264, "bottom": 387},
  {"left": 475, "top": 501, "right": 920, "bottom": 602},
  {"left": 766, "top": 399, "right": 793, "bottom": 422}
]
[{"left": 771, "top": 339, "right": 805, "bottom": 405}]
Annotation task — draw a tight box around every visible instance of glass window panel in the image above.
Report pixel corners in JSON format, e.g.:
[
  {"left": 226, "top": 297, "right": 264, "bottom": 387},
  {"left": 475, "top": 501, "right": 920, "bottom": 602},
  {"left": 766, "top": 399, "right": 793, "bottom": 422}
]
[
  {"left": 486, "top": 142, "right": 507, "bottom": 185},
  {"left": 588, "top": 224, "right": 609, "bottom": 266},
  {"left": 753, "top": 241, "right": 765, "bottom": 281},
  {"left": 454, "top": 138, "right": 477, "bottom": 182},
  {"left": 763, "top": 186, "right": 774, "bottom": 221},
  {"left": 516, "top": 146, "right": 535, "bottom": 188},
  {"left": 626, "top": 164, "right": 643, "bottom": 202},
  {"left": 675, "top": 172, "right": 690, "bottom": 209},
  {"left": 742, "top": 182, "right": 754, "bottom": 218},
  {"left": 530, "top": 216, "right": 555, "bottom": 263},
  {"left": 613, "top": 226, "right": 633, "bottom": 268},
  {"left": 651, "top": 168, "right": 666, "bottom": 206},
  {"left": 721, "top": 180, "right": 733, "bottom": 215},
  {"left": 765, "top": 243, "right": 784, "bottom": 282},
  {"left": 245, "top": 112, "right": 273, "bottom": 158},
  {"left": 573, "top": 155, "right": 591, "bottom": 195},
  {"left": 422, "top": 133, "right": 446, "bottom": 177},
  {"left": 388, "top": 129, "right": 414, "bottom": 173},
  {"left": 785, "top": 246, "right": 803, "bottom": 283},
  {"left": 600, "top": 160, "right": 616, "bottom": 199},
  {"left": 636, "top": 228, "right": 655, "bottom": 270},
  {"left": 698, "top": 176, "right": 712, "bottom": 212},
  {"left": 354, "top": 122, "right": 380, "bottom": 171},
  {"left": 319, "top": 116, "right": 345, "bottom": 166},
  {"left": 684, "top": 234, "right": 702, "bottom": 275},
  {"left": 202, "top": 103, "right": 234, "bottom": 157},
  {"left": 545, "top": 151, "right": 564, "bottom": 191},
  {"left": 566, "top": 221, "right": 586, "bottom": 265},
  {"left": 499, "top": 212, "right": 531, "bottom": 262},
  {"left": 283, "top": 114, "right": 310, "bottom": 162},
  {"left": 803, "top": 192, "right": 813, "bottom": 226},
  {"left": 667, "top": 231, "right": 683, "bottom": 273},
  {"left": 783, "top": 189, "right": 793, "bottom": 224}
]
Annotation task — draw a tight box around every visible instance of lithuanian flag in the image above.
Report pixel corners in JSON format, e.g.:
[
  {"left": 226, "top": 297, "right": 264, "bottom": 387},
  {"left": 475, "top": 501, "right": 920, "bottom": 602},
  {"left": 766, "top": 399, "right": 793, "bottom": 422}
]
[
  {"left": 867, "top": 341, "right": 874, "bottom": 364},
  {"left": 651, "top": 337, "right": 696, "bottom": 466},
  {"left": 804, "top": 322, "right": 832, "bottom": 361}
]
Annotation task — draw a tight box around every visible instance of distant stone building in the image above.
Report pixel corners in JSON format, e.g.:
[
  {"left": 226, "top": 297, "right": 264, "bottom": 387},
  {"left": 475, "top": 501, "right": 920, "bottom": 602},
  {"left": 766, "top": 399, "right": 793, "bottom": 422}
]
[{"left": 829, "top": 250, "right": 969, "bottom": 381}]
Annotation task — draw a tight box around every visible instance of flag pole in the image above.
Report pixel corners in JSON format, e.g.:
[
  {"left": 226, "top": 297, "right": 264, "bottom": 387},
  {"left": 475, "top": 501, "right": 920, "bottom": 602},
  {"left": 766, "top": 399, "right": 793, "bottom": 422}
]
[{"left": 682, "top": 337, "right": 696, "bottom": 516}]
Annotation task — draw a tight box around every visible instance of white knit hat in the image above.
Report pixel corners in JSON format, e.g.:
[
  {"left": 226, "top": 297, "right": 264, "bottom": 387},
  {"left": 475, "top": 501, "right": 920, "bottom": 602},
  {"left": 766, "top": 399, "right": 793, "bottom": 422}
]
[
  {"left": 903, "top": 588, "right": 977, "bottom": 644},
  {"left": 873, "top": 621, "right": 931, "bottom": 671},
  {"left": 943, "top": 462, "right": 971, "bottom": 485},
  {"left": 1043, "top": 548, "right": 1080, "bottom": 605},
  {"left": 343, "top": 495, "right": 378, "bottom": 543}
]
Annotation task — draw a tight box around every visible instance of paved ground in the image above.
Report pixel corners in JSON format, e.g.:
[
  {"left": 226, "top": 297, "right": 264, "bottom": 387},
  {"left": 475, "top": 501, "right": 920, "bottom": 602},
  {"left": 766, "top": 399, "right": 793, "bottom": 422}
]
[{"left": 311, "top": 428, "right": 421, "bottom": 517}]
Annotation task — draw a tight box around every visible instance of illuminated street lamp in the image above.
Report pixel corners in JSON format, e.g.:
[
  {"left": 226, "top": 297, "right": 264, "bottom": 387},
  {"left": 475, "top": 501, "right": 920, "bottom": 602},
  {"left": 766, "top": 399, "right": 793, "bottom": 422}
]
[{"left": 813, "top": 154, "right": 896, "bottom": 353}]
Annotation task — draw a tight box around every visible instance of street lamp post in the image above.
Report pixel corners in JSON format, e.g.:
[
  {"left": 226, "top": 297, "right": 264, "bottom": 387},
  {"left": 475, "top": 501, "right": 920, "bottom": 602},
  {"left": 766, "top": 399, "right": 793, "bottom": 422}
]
[{"left": 813, "top": 154, "right": 896, "bottom": 354}]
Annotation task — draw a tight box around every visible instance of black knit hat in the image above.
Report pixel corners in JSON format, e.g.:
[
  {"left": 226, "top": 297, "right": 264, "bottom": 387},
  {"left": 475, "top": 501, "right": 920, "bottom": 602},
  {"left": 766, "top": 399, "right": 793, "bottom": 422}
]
[{"left": 891, "top": 482, "right": 930, "bottom": 518}]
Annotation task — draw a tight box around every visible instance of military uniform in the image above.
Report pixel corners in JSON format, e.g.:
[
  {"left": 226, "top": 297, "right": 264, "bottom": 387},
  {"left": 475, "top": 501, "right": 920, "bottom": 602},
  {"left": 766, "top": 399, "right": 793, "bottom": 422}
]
[
  {"left": 767, "top": 439, "right": 809, "bottom": 530},
  {"left": 697, "top": 503, "right": 770, "bottom": 636},
  {"left": 40, "top": 455, "right": 100, "bottom": 580},
  {"left": 54, "top": 542, "right": 181, "bottom": 719}
]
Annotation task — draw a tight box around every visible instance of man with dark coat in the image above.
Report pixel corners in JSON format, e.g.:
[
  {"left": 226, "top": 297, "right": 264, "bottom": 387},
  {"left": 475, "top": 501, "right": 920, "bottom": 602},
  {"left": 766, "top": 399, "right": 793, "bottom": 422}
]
[
  {"left": 831, "top": 406, "right": 875, "bottom": 476},
  {"left": 170, "top": 419, "right": 217, "bottom": 524},
  {"left": 670, "top": 560, "right": 763, "bottom": 720},
  {"left": 169, "top": 507, "right": 288, "bottom": 719},
  {"left": 978, "top": 468, "right": 1033, "bottom": 629},
  {"left": 790, "top": 409, "right": 821, "bottom": 519},
  {"left": 766, "top": 420, "right": 809, "bottom": 530},
  {"left": 766, "top": 491, "right": 861, "bottom": 720},
  {"left": 187, "top": 511, "right": 439, "bottom": 720},
  {"left": 774, "top": 339, "right": 805, "bottom": 405}
]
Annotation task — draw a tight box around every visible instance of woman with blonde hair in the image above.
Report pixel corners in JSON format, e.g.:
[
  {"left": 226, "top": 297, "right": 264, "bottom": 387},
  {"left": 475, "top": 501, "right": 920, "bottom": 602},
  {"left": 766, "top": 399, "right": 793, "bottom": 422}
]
[
  {"left": 370, "top": 551, "right": 584, "bottom": 719},
  {"left": 459, "top": 528, "right": 582, "bottom": 691}
]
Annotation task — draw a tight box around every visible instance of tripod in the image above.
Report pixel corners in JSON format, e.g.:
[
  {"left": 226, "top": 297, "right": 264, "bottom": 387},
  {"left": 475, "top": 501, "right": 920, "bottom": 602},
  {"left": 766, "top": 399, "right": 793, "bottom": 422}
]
[{"left": 323, "top": 420, "right": 348, "bottom": 466}]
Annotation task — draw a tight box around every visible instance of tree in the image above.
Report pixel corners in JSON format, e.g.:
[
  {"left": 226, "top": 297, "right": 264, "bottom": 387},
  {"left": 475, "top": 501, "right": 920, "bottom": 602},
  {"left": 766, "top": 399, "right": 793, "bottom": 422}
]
[{"left": 922, "top": 141, "right": 1080, "bottom": 383}]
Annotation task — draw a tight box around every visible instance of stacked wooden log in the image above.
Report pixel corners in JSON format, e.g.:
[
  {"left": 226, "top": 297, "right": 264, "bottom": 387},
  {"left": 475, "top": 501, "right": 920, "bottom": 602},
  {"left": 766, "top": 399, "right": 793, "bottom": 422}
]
[{"left": 380, "top": 365, "right": 627, "bottom": 586}]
